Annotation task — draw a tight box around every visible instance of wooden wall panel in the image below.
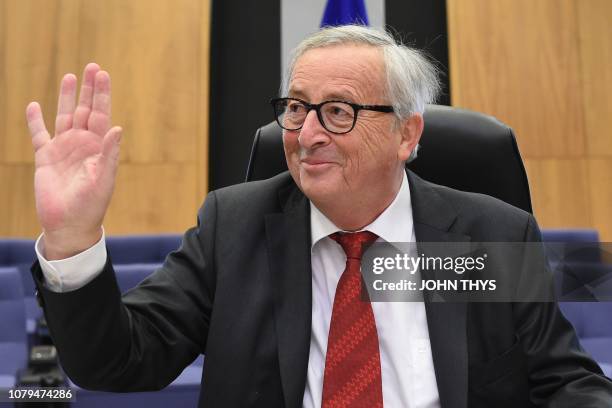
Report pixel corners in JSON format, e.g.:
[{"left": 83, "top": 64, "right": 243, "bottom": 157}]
[
  {"left": 197, "top": 0, "right": 211, "bottom": 200},
  {"left": 0, "top": 0, "right": 210, "bottom": 237},
  {"left": 448, "top": 0, "right": 612, "bottom": 240},
  {"left": 577, "top": 0, "right": 612, "bottom": 157},
  {"left": 0, "top": 165, "right": 37, "bottom": 238},
  {"left": 447, "top": 0, "right": 585, "bottom": 158},
  {"left": 588, "top": 159, "right": 612, "bottom": 242},
  {"left": 1, "top": 0, "right": 81, "bottom": 164},
  {"left": 524, "top": 159, "right": 591, "bottom": 228},
  {"left": 76, "top": 0, "right": 202, "bottom": 164},
  {"left": 105, "top": 164, "right": 199, "bottom": 235}
]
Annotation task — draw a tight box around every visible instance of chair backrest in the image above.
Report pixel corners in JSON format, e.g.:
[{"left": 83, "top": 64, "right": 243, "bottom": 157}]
[
  {"left": 246, "top": 105, "right": 532, "bottom": 213},
  {"left": 0, "top": 239, "right": 37, "bottom": 300},
  {"left": 542, "top": 229, "right": 602, "bottom": 264},
  {"left": 0, "top": 266, "right": 26, "bottom": 344},
  {"left": 106, "top": 235, "right": 182, "bottom": 264},
  {"left": 0, "top": 266, "right": 28, "bottom": 376},
  {"left": 541, "top": 229, "right": 600, "bottom": 243},
  {"left": 560, "top": 301, "right": 612, "bottom": 338},
  {"left": 114, "top": 263, "right": 160, "bottom": 294}
]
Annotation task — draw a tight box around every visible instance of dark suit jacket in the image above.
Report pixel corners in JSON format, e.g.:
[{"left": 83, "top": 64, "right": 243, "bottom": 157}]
[{"left": 32, "top": 170, "right": 612, "bottom": 407}]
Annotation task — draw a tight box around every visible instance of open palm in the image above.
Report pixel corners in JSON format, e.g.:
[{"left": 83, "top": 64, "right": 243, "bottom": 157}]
[{"left": 26, "top": 63, "right": 122, "bottom": 256}]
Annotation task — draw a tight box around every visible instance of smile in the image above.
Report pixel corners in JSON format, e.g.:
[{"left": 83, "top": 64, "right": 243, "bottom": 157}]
[{"left": 300, "top": 160, "right": 336, "bottom": 172}]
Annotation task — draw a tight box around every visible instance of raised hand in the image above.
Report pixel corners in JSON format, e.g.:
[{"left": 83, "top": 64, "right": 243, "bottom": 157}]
[{"left": 26, "top": 63, "right": 123, "bottom": 260}]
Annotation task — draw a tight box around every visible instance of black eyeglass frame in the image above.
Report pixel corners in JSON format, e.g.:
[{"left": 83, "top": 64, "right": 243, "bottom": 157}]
[{"left": 270, "top": 97, "right": 394, "bottom": 135}]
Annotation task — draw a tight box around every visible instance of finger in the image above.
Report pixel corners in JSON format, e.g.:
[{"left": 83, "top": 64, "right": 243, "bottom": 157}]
[
  {"left": 100, "top": 126, "right": 123, "bottom": 182},
  {"left": 26, "top": 102, "right": 51, "bottom": 152},
  {"left": 55, "top": 73, "right": 77, "bottom": 135},
  {"left": 73, "top": 63, "right": 100, "bottom": 129},
  {"left": 88, "top": 70, "right": 111, "bottom": 136}
]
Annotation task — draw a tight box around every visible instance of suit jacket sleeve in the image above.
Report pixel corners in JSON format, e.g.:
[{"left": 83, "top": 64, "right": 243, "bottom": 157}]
[
  {"left": 516, "top": 215, "right": 612, "bottom": 406},
  {"left": 30, "top": 191, "right": 219, "bottom": 392}
]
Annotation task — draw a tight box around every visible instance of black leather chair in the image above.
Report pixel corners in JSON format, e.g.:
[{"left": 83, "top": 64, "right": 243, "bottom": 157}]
[{"left": 245, "top": 104, "right": 532, "bottom": 213}]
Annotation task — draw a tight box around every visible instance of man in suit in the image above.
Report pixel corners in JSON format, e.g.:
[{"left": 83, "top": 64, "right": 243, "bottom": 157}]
[{"left": 26, "top": 25, "right": 612, "bottom": 407}]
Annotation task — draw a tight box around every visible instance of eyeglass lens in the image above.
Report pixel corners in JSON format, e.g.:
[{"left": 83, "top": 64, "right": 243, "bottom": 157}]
[{"left": 275, "top": 99, "right": 355, "bottom": 133}]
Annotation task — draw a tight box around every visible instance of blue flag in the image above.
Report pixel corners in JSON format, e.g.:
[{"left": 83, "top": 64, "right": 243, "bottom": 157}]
[{"left": 320, "top": 0, "right": 369, "bottom": 27}]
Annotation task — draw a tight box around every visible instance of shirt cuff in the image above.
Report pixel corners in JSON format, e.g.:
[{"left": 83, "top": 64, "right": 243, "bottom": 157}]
[{"left": 35, "top": 229, "right": 108, "bottom": 293}]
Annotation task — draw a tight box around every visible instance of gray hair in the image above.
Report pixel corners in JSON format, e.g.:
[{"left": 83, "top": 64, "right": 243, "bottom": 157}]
[{"left": 282, "top": 25, "right": 441, "bottom": 120}]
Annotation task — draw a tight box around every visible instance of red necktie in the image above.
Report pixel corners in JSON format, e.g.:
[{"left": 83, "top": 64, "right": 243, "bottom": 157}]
[{"left": 322, "top": 231, "right": 383, "bottom": 408}]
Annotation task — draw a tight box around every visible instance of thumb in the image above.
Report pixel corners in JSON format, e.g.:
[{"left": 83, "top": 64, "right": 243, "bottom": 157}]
[
  {"left": 100, "top": 126, "right": 122, "bottom": 181},
  {"left": 101, "top": 126, "right": 122, "bottom": 162}
]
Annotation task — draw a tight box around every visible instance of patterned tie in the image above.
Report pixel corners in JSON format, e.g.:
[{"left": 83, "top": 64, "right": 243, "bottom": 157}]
[{"left": 322, "top": 231, "right": 383, "bottom": 408}]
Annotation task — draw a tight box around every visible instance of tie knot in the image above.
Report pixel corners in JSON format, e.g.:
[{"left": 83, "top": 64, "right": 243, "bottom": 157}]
[{"left": 330, "top": 231, "right": 378, "bottom": 260}]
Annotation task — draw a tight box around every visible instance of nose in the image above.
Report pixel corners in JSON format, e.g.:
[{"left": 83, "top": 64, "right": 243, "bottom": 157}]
[{"left": 298, "top": 109, "right": 331, "bottom": 150}]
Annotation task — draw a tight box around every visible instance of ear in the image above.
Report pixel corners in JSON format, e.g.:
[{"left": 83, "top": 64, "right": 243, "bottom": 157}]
[{"left": 397, "top": 113, "right": 424, "bottom": 162}]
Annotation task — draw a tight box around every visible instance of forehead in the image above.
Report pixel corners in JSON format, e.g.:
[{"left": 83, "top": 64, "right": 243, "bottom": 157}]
[{"left": 288, "top": 45, "right": 386, "bottom": 102}]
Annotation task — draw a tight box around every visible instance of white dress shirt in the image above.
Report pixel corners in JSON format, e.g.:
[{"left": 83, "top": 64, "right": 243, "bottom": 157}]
[
  {"left": 36, "top": 173, "right": 440, "bottom": 407},
  {"left": 302, "top": 173, "right": 440, "bottom": 408},
  {"left": 35, "top": 229, "right": 107, "bottom": 293}
]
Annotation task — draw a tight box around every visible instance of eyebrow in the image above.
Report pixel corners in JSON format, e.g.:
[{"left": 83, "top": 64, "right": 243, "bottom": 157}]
[
  {"left": 325, "top": 92, "right": 357, "bottom": 102},
  {"left": 287, "top": 88, "right": 308, "bottom": 99},
  {"left": 287, "top": 88, "right": 358, "bottom": 103}
]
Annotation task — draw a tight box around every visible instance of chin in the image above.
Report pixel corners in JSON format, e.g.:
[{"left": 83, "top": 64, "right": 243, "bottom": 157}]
[{"left": 298, "top": 172, "right": 343, "bottom": 203}]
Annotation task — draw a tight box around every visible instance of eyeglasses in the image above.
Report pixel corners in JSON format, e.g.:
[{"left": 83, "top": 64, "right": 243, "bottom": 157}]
[{"left": 270, "top": 97, "right": 394, "bottom": 134}]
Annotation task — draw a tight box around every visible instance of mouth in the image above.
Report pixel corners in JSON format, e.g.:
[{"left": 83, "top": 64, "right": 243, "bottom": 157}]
[{"left": 300, "top": 159, "right": 336, "bottom": 171}]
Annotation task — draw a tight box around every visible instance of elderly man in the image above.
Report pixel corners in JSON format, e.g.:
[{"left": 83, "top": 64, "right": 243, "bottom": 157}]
[{"left": 26, "top": 25, "right": 611, "bottom": 407}]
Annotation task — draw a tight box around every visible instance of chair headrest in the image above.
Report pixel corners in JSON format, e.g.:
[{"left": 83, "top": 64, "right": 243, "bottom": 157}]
[{"left": 246, "top": 105, "right": 532, "bottom": 213}]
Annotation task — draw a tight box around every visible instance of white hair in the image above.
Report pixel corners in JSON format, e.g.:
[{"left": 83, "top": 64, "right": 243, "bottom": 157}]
[{"left": 282, "top": 25, "right": 441, "bottom": 120}]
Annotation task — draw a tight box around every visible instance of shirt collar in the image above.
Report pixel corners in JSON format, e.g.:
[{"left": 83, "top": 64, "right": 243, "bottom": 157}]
[{"left": 310, "top": 172, "right": 414, "bottom": 248}]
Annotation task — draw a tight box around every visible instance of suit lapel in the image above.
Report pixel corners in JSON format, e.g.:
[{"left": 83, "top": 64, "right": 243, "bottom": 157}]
[
  {"left": 264, "top": 172, "right": 470, "bottom": 408},
  {"left": 265, "top": 183, "right": 312, "bottom": 408},
  {"left": 408, "top": 170, "right": 469, "bottom": 408}
]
